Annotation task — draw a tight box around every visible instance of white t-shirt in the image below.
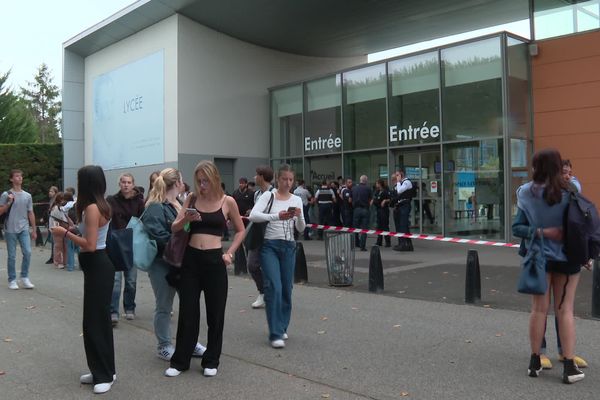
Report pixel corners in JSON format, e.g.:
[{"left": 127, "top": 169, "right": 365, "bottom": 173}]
[{"left": 249, "top": 192, "right": 306, "bottom": 241}]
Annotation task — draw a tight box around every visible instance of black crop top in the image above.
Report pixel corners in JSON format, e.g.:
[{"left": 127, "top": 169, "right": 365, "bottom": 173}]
[{"left": 189, "top": 207, "right": 227, "bottom": 237}]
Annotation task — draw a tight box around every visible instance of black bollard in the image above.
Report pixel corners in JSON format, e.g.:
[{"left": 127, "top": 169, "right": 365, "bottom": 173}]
[
  {"left": 592, "top": 259, "right": 600, "bottom": 319},
  {"left": 368, "top": 245, "right": 384, "bottom": 293},
  {"left": 294, "top": 242, "right": 308, "bottom": 284},
  {"left": 35, "top": 226, "right": 44, "bottom": 247},
  {"left": 233, "top": 246, "right": 247, "bottom": 276},
  {"left": 0, "top": 228, "right": 3, "bottom": 240},
  {"left": 465, "top": 249, "right": 481, "bottom": 304}
]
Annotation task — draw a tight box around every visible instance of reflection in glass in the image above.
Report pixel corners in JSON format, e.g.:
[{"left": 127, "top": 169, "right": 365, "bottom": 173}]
[
  {"left": 343, "top": 64, "right": 387, "bottom": 150},
  {"left": 442, "top": 38, "right": 503, "bottom": 141},
  {"left": 305, "top": 76, "right": 342, "bottom": 155},
  {"left": 271, "top": 85, "right": 303, "bottom": 158},
  {"left": 388, "top": 52, "right": 440, "bottom": 147},
  {"left": 507, "top": 37, "right": 531, "bottom": 139},
  {"left": 443, "top": 140, "right": 504, "bottom": 239},
  {"left": 534, "top": 0, "right": 600, "bottom": 40},
  {"left": 344, "top": 151, "right": 387, "bottom": 183}
]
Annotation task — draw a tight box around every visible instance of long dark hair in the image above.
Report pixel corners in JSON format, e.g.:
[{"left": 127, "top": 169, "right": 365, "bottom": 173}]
[
  {"left": 76, "top": 165, "right": 111, "bottom": 221},
  {"left": 531, "top": 149, "right": 567, "bottom": 206}
]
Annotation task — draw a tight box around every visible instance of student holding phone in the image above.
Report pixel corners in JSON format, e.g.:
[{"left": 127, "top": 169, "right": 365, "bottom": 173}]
[
  {"left": 165, "top": 161, "right": 245, "bottom": 378},
  {"left": 249, "top": 164, "right": 305, "bottom": 348}
]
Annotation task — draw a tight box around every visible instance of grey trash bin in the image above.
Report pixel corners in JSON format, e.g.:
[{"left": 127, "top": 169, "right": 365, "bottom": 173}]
[{"left": 325, "top": 231, "right": 355, "bottom": 286}]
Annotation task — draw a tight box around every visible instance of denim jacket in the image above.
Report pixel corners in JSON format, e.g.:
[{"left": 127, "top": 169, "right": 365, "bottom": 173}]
[
  {"left": 512, "top": 208, "right": 537, "bottom": 257},
  {"left": 141, "top": 202, "right": 178, "bottom": 256}
]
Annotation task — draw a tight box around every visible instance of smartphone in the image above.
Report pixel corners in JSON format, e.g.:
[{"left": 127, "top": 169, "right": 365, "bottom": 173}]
[
  {"left": 287, "top": 207, "right": 297, "bottom": 213},
  {"left": 185, "top": 208, "right": 199, "bottom": 215}
]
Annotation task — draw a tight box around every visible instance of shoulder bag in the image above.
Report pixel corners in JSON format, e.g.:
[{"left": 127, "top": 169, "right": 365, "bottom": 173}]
[
  {"left": 244, "top": 192, "right": 275, "bottom": 251},
  {"left": 517, "top": 234, "right": 547, "bottom": 295},
  {"left": 106, "top": 227, "right": 134, "bottom": 272},
  {"left": 163, "top": 194, "right": 195, "bottom": 267},
  {"left": 126, "top": 209, "right": 158, "bottom": 272}
]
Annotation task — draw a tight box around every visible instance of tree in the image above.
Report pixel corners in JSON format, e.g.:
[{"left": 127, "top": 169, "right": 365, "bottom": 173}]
[
  {"left": 21, "top": 63, "right": 61, "bottom": 143},
  {"left": 0, "top": 71, "right": 38, "bottom": 143}
]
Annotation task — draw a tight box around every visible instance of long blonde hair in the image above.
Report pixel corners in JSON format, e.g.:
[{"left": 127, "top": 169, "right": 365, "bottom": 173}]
[
  {"left": 194, "top": 160, "right": 224, "bottom": 198},
  {"left": 145, "top": 168, "right": 181, "bottom": 208}
]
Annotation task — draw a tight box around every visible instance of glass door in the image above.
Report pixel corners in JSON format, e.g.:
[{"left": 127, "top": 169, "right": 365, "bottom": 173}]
[{"left": 393, "top": 149, "right": 442, "bottom": 235}]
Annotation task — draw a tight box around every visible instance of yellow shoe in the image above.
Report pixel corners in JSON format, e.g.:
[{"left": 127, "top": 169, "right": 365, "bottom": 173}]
[
  {"left": 540, "top": 354, "right": 553, "bottom": 369},
  {"left": 559, "top": 355, "right": 588, "bottom": 368}
]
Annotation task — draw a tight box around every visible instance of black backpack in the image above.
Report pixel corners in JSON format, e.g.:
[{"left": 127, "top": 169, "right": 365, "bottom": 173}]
[{"left": 564, "top": 189, "right": 600, "bottom": 266}]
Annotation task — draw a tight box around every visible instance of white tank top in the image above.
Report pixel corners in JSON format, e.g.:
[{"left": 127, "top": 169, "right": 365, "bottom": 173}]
[{"left": 79, "top": 213, "right": 110, "bottom": 250}]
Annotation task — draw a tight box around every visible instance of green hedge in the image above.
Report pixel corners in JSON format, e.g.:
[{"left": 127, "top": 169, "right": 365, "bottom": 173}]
[{"left": 0, "top": 143, "right": 62, "bottom": 204}]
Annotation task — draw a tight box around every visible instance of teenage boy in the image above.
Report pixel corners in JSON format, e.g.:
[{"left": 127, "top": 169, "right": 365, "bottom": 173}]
[
  {"left": 0, "top": 169, "right": 37, "bottom": 289},
  {"left": 107, "top": 173, "right": 145, "bottom": 325}
]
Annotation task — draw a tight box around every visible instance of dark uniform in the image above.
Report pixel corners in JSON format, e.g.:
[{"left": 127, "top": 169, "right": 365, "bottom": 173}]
[{"left": 373, "top": 188, "right": 391, "bottom": 247}]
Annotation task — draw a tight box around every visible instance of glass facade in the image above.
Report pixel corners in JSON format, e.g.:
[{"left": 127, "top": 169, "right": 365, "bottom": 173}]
[
  {"left": 534, "top": 0, "right": 600, "bottom": 40},
  {"left": 270, "top": 33, "right": 531, "bottom": 240}
]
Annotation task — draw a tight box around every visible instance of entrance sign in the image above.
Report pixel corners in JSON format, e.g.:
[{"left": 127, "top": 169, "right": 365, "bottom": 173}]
[
  {"left": 389, "top": 122, "right": 440, "bottom": 144},
  {"left": 304, "top": 133, "right": 341, "bottom": 152}
]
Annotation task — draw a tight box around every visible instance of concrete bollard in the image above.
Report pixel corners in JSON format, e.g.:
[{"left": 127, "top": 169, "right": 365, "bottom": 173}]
[
  {"left": 369, "top": 245, "right": 384, "bottom": 293},
  {"left": 465, "top": 249, "right": 481, "bottom": 304},
  {"left": 593, "top": 259, "right": 600, "bottom": 319},
  {"left": 233, "top": 246, "right": 247, "bottom": 276},
  {"left": 294, "top": 242, "right": 308, "bottom": 284}
]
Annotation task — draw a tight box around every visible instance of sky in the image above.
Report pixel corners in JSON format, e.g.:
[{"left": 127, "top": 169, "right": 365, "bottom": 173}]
[{"left": 1, "top": 0, "right": 135, "bottom": 91}]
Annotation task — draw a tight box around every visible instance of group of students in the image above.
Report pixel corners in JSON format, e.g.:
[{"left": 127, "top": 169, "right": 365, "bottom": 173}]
[
  {"left": 2, "top": 150, "right": 592, "bottom": 392},
  {"left": 47, "top": 161, "right": 305, "bottom": 394}
]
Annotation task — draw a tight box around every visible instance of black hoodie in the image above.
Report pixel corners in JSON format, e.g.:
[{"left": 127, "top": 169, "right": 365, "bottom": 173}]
[{"left": 106, "top": 189, "right": 145, "bottom": 230}]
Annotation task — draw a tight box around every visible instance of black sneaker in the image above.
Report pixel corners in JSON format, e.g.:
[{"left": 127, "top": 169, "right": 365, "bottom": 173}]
[
  {"left": 563, "top": 358, "right": 585, "bottom": 384},
  {"left": 528, "top": 354, "right": 542, "bottom": 377}
]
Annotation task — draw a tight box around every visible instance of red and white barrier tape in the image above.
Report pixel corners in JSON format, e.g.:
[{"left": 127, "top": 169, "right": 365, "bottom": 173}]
[{"left": 306, "top": 223, "right": 520, "bottom": 248}]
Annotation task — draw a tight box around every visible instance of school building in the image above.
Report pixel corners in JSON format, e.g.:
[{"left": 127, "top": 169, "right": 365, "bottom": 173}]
[{"left": 62, "top": 0, "right": 600, "bottom": 240}]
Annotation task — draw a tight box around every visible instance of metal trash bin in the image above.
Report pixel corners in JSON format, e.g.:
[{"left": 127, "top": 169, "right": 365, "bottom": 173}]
[{"left": 325, "top": 231, "right": 355, "bottom": 286}]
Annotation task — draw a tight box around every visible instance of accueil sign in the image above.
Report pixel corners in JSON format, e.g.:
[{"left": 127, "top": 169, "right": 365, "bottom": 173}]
[{"left": 389, "top": 121, "right": 440, "bottom": 144}]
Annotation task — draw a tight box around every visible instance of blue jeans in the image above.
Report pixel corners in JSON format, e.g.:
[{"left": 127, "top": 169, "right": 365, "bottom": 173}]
[
  {"left": 353, "top": 207, "right": 370, "bottom": 249},
  {"left": 6, "top": 230, "right": 32, "bottom": 282},
  {"left": 111, "top": 267, "right": 137, "bottom": 314},
  {"left": 260, "top": 240, "right": 296, "bottom": 341},
  {"left": 66, "top": 238, "right": 79, "bottom": 271},
  {"left": 147, "top": 258, "right": 177, "bottom": 348}
]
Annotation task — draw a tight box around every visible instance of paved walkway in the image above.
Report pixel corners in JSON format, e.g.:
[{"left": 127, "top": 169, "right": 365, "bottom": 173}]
[{"left": 0, "top": 239, "right": 599, "bottom": 399}]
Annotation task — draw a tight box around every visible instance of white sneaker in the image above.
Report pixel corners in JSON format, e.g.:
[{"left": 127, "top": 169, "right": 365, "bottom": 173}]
[
  {"left": 93, "top": 381, "right": 113, "bottom": 394},
  {"left": 20, "top": 277, "right": 34, "bottom": 289},
  {"left": 271, "top": 339, "right": 285, "bottom": 349},
  {"left": 165, "top": 367, "right": 181, "bottom": 377},
  {"left": 157, "top": 345, "right": 175, "bottom": 361},
  {"left": 8, "top": 280, "right": 19, "bottom": 290},
  {"left": 252, "top": 294, "right": 265, "bottom": 309},
  {"left": 80, "top": 373, "right": 116, "bottom": 384},
  {"left": 203, "top": 368, "right": 217, "bottom": 377},
  {"left": 193, "top": 342, "right": 206, "bottom": 357},
  {"left": 282, "top": 333, "right": 288, "bottom": 340}
]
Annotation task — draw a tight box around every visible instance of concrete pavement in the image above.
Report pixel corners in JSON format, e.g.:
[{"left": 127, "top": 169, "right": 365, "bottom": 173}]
[{"left": 0, "top": 239, "right": 599, "bottom": 399}]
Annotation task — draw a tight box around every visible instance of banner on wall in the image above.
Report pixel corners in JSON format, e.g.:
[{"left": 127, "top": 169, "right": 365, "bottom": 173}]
[{"left": 92, "top": 50, "right": 164, "bottom": 170}]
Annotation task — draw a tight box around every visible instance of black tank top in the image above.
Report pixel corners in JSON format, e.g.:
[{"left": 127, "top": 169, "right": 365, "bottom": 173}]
[{"left": 189, "top": 197, "right": 227, "bottom": 237}]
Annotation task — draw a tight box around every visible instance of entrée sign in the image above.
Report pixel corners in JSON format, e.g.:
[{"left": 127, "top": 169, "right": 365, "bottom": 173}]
[
  {"left": 305, "top": 133, "right": 341, "bottom": 152},
  {"left": 389, "top": 122, "right": 440, "bottom": 143}
]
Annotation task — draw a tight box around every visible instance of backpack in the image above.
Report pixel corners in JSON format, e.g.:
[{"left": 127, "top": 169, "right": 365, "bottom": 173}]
[
  {"left": 564, "top": 189, "right": 600, "bottom": 266},
  {"left": 0, "top": 191, "right": 13, "bottom": 227}
]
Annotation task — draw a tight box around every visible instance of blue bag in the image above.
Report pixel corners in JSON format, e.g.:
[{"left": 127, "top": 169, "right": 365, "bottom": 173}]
[
  {"left": 127, "top": 211, "right": 158, "bottom": 272},
  {"left": 517, "top": 234, "right": 547, "bottom": 295}
]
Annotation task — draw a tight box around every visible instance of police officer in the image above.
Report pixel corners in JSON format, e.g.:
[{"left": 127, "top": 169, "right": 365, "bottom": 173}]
[{"left": 392, "top": 169, "right": 414, "bottom": 252}]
